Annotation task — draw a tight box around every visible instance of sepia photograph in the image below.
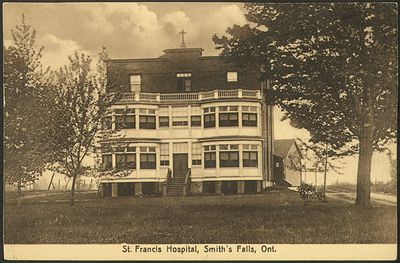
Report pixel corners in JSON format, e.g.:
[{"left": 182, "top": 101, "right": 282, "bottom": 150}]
[{"left": 3, "top": 2, "right": 398, "bottom": 261}]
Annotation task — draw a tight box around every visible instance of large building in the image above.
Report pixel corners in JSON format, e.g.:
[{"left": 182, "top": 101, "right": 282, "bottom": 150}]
[{"left": 99, "top": 45, "right": 275, "bottom": 197}]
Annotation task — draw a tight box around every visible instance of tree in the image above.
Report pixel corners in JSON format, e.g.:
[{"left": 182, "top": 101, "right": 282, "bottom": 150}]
[
  {"left": 4, "top": 15, "right": 54, "bottom": 197},
  {"left": 213, "top": 3, "right": 397, "bottom": 207},
  {"left": 49, "top": 49, "right": 117, "bottom": 206},
  {"left": 298, "top": 138, "right": 344, "bottom": 197}
]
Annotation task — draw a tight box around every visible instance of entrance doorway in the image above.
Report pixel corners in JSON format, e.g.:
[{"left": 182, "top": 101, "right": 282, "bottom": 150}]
[{"left": 173, "top": 154, "right": 188, "bottom": 176}]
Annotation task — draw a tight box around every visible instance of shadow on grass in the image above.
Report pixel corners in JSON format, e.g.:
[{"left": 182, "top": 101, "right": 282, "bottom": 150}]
[{"left": 4, "top": 190, "right": 397, "bottom": 244}]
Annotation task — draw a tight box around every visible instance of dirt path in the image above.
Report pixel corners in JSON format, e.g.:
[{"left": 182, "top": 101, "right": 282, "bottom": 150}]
[{"left": 326, "top": 191, "right": 397, "bottom": 207}]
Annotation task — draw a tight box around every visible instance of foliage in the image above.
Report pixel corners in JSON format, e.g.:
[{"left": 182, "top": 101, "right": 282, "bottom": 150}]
[
  {"left": 48, "top": 49, "right": 118, "bottom": 206},
  {"left": 298, "top": 183, "right": 315, "bottom": 201},
  {"left": 297, "top": 138, "right": 343, "bottom": 174},
  {"left": 371, "top": 181, "right": 396, "bottom": 195},
  {"left": 213, "top": 3, "right": 397, "bottom": 207},
  {"left": 386, "top": 149, "right": 397, "bottom": 189},
  {"left": 298, "top": 183, "right": 325, "bottom": 204},
  {"left": 3, "top": 15, "right": 55, "bottom": 194}
]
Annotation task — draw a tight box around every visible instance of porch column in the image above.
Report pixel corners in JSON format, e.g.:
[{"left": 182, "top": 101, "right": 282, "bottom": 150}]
[
  {"left": 188, "top": 140, "right": 192, "bottom": 169},
  {"left": 111, "top": 182, "right": 118, "bottom": 197},
  {"left": 169, "top": 141, "right": 173, "bottom": 171}
]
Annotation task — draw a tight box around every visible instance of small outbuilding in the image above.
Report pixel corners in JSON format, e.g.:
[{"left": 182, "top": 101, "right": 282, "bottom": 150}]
[{"left": 273, "top": 139, "right": 303, "bottom": 187}]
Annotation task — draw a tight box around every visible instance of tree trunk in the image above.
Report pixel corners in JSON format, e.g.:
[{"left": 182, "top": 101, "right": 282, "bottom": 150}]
[
  {"left": 70, "top": 174, "right": 77, "bottom": 207},
  {"left": 304, "top": 150, "right": 307, "bottom": 183},
  {"left": 17, "top": 180, "right": 22, "bottom": 206},
  {"left": 314, "top": 169, "right": 317, "bottom": 186},
  {"left": 355, "top": 132, "right": 374, "bottom": 208},
  {"left": 17, "top": 180, "right": 22, "bottom": 196},
  {"left": 323, "top": 143, "right": 328, "bottom": 197}
]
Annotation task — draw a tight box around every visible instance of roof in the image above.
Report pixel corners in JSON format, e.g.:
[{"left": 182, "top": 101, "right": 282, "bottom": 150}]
[{"left": 274, "top": 139, "right": 303, "bottom": 158}]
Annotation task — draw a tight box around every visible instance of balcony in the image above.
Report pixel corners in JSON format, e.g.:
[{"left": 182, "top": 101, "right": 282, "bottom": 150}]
[{"left": 119, "top": 89, "right": 262, "bottom": 103}]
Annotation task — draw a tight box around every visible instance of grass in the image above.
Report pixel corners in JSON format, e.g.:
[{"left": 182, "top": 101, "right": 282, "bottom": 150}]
[{"left": 4, "top": 189, "right": 397, "bottom": 244}]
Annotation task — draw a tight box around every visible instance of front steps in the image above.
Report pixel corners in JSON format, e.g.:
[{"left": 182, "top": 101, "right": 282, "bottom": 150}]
[{"left": 166, "top": 173, "right": 187, "bottom": 196}]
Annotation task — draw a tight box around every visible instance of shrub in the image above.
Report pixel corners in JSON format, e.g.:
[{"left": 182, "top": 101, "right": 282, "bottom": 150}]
[
  {"left": 297, "top": 183, "right": 326, "bottom": 204},
  {"left": 297, "top": 183, "right": 316, "bottom": 203}
]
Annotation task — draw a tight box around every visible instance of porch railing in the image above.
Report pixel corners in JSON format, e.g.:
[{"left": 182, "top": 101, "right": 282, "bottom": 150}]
[
  {"left": 182, "top": 168, "right": 192, "bottom": 197},
  {"left": 120, "top": 89, "right": 262, "bottom": 102},
  {"left": 162, "top": 168, "right": 172, "bottom": 196}
]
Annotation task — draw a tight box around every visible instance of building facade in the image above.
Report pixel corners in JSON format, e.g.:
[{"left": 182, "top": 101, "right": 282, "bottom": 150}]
[
  {"left": 273, "top": 139, "right": 303, "bottom": 187},
  {"left": 99, "top": 47, "right": 274, "bottom": 197}
]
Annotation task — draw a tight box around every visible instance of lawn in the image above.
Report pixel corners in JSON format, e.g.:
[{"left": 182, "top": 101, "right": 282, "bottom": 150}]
[{"left": 4, "top": 189, "right": 397, "bottom": 244}]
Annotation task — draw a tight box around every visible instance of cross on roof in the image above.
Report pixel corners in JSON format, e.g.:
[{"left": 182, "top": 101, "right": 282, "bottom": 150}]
[{"left": 179, "top": 29, "right": 187, "bottom": 48}]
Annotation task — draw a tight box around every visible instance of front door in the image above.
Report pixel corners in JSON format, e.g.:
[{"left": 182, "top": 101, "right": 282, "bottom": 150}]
[{"left": 173, "top": 154, "right": 188, "bottom": 176}]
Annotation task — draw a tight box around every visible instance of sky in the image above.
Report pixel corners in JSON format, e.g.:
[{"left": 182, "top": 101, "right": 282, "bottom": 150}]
[{"left": 3, "top": 2, "right": 396, "bottom": 185}]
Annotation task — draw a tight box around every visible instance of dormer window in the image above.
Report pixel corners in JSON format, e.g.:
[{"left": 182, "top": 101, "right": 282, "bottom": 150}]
[
  {"left": 177, "top": 72, "right": 192, "bottom": 92},
  {"left": 130, "top": 74, "right": 141, "bottom": 92},
  {"left": 227, "top": 71, "right": 238, "bottom": 82}
]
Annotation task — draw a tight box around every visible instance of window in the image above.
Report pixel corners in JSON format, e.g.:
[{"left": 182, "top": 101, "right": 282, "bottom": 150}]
[
  {"left": 159, "top": 107, "right": 169, "bottom": 128},
  {"left": 243, "top": 144, "right": 258, "bottom": 150},
  {"left": 191, "top": 115, "right": 201, "bottom": 127},
  {"left": 130, "top": 74, "right": 141, "bottom": 92},
  {"left": 140, "top": 147, "right": 156, "bottom": 169},
  {"left": 192, "top": 142, "right": 202, "bottom": 166},
  {"left": 177, "top": 72, "right": 192, "bottom": 92},
  {"left": 140, "top": 154, "right": 156, "bottom": 169},
  {"left": 102, "top": 116, "right": 112, "bottom": 130},
  {"left": 124, "top": 109, "right": 135, "bottom": 128},
  {"left": 172, "top": 106, "right": 188, "bottom": 126},
  {"left": 204, "top": 145, "right": 216, "bottom": 168},
  {"left": 126, "top": 147, "right": 136, "bottom": 169},
  {"left": 102, "top": 154, "right": 112, "bottom": 170},
  {"left": 203, "top": 107, "right": 216, "bottom": 128},
  {"left": 160, "top": 143, "right": 169, "bottom": 166},
  {"left": 139, "top": 109, "right": 156, "bottom": 129},
  {"left": 116, "top": 154, "right": 126, "bottom": 170},
  {"left": 204, "top": 114, "right": 215, "bottom": 128},
  {"left": 204, "top": 107, "right": 215, "bottom": 113},
  {"left": 219, "top": 144, "right": 239, "bottom": 167},
  {"left": 159, "top": 116, "right": 169, "bottom": 127},
  {"left": 177, "top": 73, "right": 192, "bottom": 77},
  {"left": 115, "top": 147, "right": 136, "bottom": 170},
  {"left": 127, "top": 146, "right": 136, "bottom": 152},
  {"left": 242, "top": 106, "right": 258, "bottom": 127},
  {"left": 172, "top": 117, "right": 188, "bottom": 127},
  {"left": 227, "top": 71, "right": 238, "bottom": 82},
  {"left": 243, "top": 144, "right": 258, "bottom": 167},
  {"left": 219, "top": 113, "right": 238, "bottom": 127},
  {"left": 242, "top": 113, "right": 257, "bottom": 127},
  {"left": 140, "top": 116, "right": 156, "bottom": 129},
  {"left": 101, "top": 145, "right": 113, "bottom": 153},
  {"left": 219, "top": 106, "right": 238, "bottom": 127},
  {"left": 243, "top": 152, "right": 258, "bottom": 167},
  {"left": 220, "top": 152, "right": 239, "bottom": 167},
  {"left": 114, "top": 108, "right": 135, "bottom": 129}
]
